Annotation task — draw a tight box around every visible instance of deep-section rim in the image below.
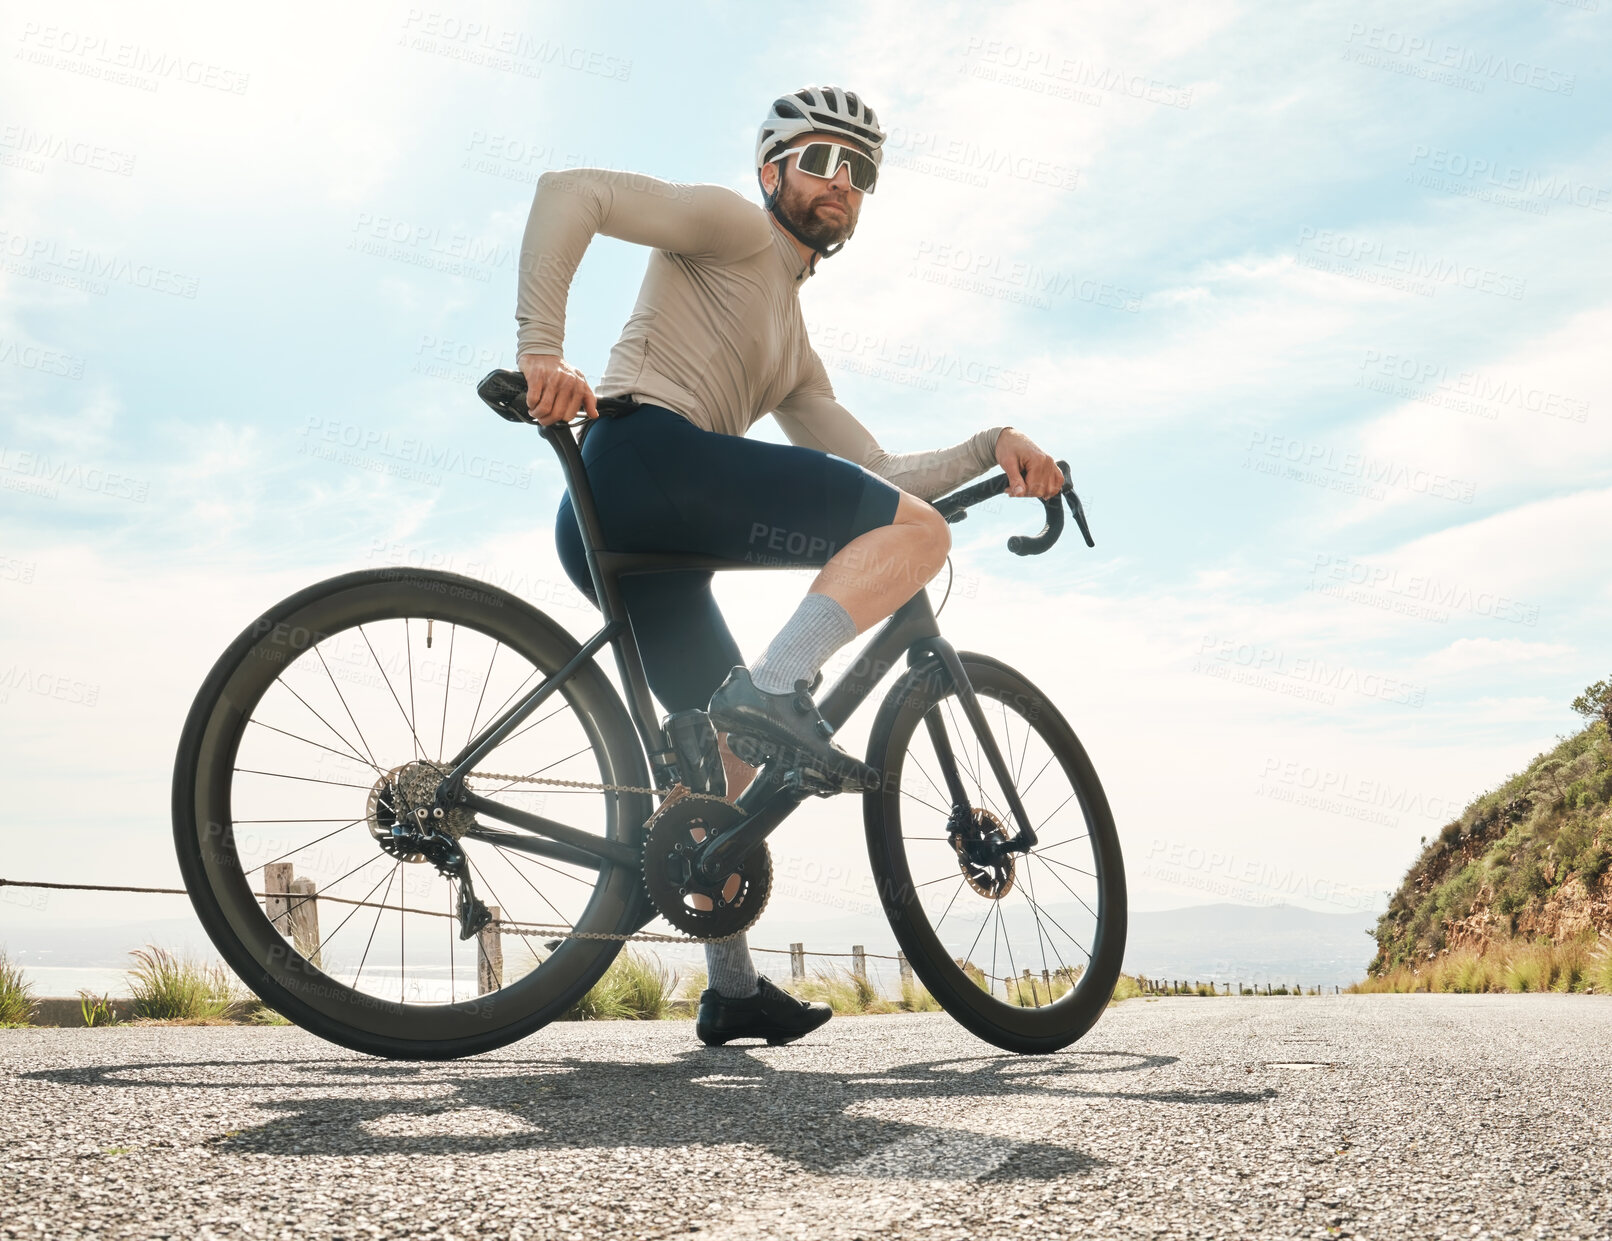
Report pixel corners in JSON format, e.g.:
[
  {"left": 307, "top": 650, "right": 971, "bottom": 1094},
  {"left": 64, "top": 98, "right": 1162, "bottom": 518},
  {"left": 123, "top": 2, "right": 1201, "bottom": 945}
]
[
  {"left": 864, "top": 652, "right": 1127, "bottom": 1054},
  {"left": 171, "top": 567, "right": 652, "bottom": 1059}
]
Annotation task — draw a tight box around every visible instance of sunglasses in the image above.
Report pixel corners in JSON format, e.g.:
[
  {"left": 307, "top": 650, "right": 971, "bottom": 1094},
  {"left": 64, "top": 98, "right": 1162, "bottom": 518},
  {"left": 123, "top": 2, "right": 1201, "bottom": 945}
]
[{"left": 768, "top": 141, "right": 878, "bottom": 194}]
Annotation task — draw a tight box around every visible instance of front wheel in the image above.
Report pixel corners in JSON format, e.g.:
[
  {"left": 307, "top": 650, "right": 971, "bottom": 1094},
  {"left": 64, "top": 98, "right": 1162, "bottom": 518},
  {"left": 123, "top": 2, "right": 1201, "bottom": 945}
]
[{"left": 864, "top": 653, "right": 1126, "bottom": 1054}]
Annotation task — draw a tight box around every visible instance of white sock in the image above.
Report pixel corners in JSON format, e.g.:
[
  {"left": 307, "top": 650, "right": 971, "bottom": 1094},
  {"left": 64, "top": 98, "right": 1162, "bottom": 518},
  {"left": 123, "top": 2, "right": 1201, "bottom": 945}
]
[{"left": 752, "top": 593, "right": 856, "bottom": 695}]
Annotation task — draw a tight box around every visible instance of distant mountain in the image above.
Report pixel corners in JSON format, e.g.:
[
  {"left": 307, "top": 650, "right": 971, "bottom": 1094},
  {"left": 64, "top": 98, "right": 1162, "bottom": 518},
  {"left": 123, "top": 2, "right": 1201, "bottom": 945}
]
[{"left": 1124, "top": 903, "right": 1378, "bottom": 988}]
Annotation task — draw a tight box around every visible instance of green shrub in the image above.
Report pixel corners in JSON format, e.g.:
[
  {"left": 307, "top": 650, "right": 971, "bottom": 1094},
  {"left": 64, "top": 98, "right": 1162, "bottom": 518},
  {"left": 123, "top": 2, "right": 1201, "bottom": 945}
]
[
  {"left": 562, "top": 948, "right": 675, "bottom": 1021},
  {"left": 0, "top": 949, "right": 36, "bottom": 1026},
  {"left": 127, "top": 946, "right": 243, "bottom": 1021},
  {"left": 78, "top": 991, "right": 119, "bottom": 1027}
]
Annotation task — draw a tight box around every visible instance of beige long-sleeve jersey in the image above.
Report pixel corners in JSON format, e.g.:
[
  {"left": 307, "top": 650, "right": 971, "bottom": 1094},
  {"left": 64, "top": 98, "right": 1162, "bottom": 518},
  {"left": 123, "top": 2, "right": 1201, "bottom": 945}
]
[{"left": 515, "top": 167, "right": 1005, "bottom": 503}]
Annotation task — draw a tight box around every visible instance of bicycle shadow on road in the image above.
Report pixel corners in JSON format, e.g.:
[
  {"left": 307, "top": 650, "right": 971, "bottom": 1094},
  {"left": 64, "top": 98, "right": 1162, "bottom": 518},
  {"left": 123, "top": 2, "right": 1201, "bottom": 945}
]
[{"left": 21, "top": 1045, "right": 1275, "bottom": 1179}]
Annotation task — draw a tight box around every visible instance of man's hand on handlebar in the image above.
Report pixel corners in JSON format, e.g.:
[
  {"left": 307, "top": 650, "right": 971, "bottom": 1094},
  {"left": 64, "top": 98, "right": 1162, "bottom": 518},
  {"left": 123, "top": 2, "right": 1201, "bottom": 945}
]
[
  {"left": 994, "top": 427, "right": 1063, "bottom": 500},
  {"left": 517, "top": 352, "right": 599, "bottom": 426}
]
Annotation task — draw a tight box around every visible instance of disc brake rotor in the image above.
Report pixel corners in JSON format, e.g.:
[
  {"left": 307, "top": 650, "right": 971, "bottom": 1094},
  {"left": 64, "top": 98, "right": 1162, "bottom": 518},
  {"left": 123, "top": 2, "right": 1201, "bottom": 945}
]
[
  {"left": 642, "top": 797, "right": 771, "bottom": 940},
  {"left": 950, "top": 806, "right": 1016, "bottom": 899}
]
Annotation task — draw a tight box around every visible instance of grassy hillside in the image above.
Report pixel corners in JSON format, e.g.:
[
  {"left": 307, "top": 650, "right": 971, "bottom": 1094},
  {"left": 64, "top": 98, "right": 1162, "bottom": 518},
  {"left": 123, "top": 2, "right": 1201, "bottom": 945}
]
[{"left": 1369, "top": 692, "right": 1612, "bottom": 983}]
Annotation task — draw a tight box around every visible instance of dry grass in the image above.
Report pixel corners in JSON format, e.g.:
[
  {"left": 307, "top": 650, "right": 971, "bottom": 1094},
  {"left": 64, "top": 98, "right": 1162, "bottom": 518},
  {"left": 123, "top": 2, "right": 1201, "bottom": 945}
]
[
  {"left": 789, "top": 967, "right": 897, "bottom": 1015},
  {"left": 1352, "top": 937, "right": 1606, "bottom": 994},
  {"left": 127, "top": 946, "right": 251, "bottom": 1021}
]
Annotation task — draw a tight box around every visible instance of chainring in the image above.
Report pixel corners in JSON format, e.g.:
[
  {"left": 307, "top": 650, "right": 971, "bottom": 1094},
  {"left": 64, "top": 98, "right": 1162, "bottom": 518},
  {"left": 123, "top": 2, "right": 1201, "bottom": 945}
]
[{"left": 641, "top": 797, "right": 771, "bottom": 940}]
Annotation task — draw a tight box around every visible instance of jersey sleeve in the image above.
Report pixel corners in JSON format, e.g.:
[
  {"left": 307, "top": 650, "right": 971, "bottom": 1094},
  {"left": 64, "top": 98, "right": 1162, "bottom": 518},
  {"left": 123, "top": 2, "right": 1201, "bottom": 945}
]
[
  {"left": 516, "top": 168, "right": 774, "bottom": 359},
  {"left": 772, "top": 350, "right": 1005, "bottom": 504}
]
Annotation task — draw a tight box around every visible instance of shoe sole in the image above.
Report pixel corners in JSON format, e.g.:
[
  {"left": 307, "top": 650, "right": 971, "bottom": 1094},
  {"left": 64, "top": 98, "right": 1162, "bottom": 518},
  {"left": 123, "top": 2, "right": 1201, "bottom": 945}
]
[{"left": 720, "top": 730, "right": 879, "bottom": 792}]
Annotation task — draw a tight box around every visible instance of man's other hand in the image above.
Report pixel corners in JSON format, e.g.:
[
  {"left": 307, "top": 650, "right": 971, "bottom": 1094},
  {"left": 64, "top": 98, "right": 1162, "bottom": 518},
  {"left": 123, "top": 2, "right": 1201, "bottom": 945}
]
[
  {"left": 994, "top": 428, "right": 1063, "bottom": 499},
  {"left": 517, "top": 353, "right": 599, "bottom": 426}
]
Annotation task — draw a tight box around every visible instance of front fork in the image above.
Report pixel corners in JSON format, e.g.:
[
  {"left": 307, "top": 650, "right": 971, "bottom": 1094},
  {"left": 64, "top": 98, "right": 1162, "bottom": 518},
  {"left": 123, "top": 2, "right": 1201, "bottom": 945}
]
[
  {"left": 923, "top": 641, "right": 1039, "bottom": 854},
  {"left": 690, "top": 639, "right": 1037, "bottom": 884}
]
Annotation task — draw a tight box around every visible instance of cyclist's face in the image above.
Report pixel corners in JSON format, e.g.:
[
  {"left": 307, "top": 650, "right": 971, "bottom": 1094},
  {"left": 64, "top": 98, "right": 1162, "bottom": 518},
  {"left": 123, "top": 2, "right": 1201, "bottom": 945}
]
[{"left": 765, "top": 133, "right": 866, "bottom": 247}]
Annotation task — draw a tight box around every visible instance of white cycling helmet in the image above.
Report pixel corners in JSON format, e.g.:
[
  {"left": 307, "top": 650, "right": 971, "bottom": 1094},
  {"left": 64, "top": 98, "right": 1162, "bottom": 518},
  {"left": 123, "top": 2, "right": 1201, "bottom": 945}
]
[
  {"left": 755, "top": 85, "right": 885, "bottom": 169},
  {"left": 756, "top": 86, "right": 886, "bottom": 266}
]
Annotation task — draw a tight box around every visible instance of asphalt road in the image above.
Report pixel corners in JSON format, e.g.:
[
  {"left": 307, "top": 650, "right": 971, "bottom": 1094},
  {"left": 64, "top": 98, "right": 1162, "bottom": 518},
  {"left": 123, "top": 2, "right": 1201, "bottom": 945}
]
[{"left": 4, "top": 995, "right": 1610, "bottom": 1240}]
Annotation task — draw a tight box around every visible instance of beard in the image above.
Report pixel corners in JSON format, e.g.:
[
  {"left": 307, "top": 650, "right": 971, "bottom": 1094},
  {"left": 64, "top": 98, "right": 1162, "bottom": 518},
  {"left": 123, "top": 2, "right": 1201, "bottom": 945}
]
[{"left": 777, "top": 175, "right": 856, "bottom": 248}]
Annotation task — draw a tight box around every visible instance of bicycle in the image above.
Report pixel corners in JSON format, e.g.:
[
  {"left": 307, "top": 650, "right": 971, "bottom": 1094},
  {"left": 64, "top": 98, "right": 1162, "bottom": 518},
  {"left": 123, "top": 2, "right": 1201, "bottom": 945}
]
[{"left": 170, "top": 369, "right": 1125, "bottom": 1058}]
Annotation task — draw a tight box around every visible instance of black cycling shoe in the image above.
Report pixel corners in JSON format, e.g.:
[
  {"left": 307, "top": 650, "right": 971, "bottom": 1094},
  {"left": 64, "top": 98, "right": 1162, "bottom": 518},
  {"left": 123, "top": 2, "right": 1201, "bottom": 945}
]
[
  {"left": 707, "top": 666, "right": 881, "bottom": 793},
  {"left": 695, "top": 976, "right": 833, "bottom": 1046}
]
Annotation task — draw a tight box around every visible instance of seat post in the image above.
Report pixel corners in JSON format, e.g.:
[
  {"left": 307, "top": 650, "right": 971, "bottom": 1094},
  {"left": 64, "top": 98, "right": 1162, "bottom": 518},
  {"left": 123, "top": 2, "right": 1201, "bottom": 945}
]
[{"left": 540, "top": 420, "right": 676, "bottom": 776}]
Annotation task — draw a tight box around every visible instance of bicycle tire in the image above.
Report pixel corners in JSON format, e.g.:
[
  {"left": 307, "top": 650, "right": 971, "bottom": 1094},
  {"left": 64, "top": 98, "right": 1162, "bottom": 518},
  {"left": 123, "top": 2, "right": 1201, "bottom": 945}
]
[
  {"left": 864, "top": 653, "right": 1126, "bottom": 1054},
  {"left": 171, "top": 567, "right": 653, "bottom": 1059}
]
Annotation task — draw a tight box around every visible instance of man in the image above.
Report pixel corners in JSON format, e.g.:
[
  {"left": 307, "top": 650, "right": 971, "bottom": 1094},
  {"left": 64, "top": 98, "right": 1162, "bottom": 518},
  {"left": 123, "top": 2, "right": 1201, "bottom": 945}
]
[{"left": 515, "top": 85, "right": 1064, "bottom": 1046}]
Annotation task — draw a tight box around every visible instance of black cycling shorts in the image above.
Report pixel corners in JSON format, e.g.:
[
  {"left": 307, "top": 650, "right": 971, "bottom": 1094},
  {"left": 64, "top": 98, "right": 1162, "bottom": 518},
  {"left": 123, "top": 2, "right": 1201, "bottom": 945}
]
[{"left": 554, "top": 403, "right": 903, "bottom": 714}]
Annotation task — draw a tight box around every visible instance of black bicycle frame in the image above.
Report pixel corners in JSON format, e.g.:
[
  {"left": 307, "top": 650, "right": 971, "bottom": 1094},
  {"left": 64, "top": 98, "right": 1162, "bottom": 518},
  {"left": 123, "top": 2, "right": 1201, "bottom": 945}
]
[{"left": 434, "top": 416, "right": 1038, "bottom": 900}]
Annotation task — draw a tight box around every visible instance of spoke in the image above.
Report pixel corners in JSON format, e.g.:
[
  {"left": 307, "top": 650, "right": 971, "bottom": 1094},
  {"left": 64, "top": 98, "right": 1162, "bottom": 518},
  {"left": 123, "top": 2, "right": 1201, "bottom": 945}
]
[
  {"left": 1017, "top": 750, "right": 1059, "bottom": 803},
  {"left": 1038, "top": 844, "right": 1102, "bottom": 876},
  {"left": 990, "top": 902, "right": 1002, "bottom": 998},
  {"left": 466, "top": 855, "right": 551, "bottom": 985},
  {"left": 1018, "top": 849, "right": 1064, "bottom": 986},
  {"left": 465, "top": 641, "right": 501, "bottom": 749},
  {"left": 898, "top": 785, "right": 949, "bottom": 819},
  {"left": 999, "top": 902, "right": 1022, "bottom": 1004},
  {"left": 283, "top": 851, "right": 391, "bottom": 929},
  {"left": 488, "top": 843, "right": 572, "bottom": 925},
  {"left": 961, "top": 897, "right": 993, "bottom": 977},
  {"left": 1032, "top": 787, "right": 1080, "bottom": 835},
  {"left": 471, "top": 662, "right": 543, "bottom": 753},
  {"left": 235, "top": 818, "right": 366, "bottom": 825},
  {"left": 359, "top": 624, "right": 428, "bottom": 760},
  {"left": 484, "top": 743, "right": 595, "bottom": 797},
  {"left": 313, "top": 646, "right": 380, "bottom": 770},
  {"left": 318, "top": 864, "right": 402, "bottom": 954},
  {"left": 405, "top": 619, "right": 421, "bottom": 763},
  {"left": 1015, "top": 867, "right": 1093, "bottom": 961},
  {"left": 901, "top": 835, "right": 950, "bottom": 842},
  {"left": 353, "top": 864, "right": 398, "bottom": 989},
  {"left": 933, "top": 874, "right": 969, "bottom": 934},
  {"left": 492, "top": 844, "right": 598, "bottom": 890},
  {"left": 271, "top": 681, "right": 383, "bottom": 775},
  {"left": 914, "top": 871, "right": 964, "bottom": 890},
  {"left": 399, "top": 861, "right": 406, "bottom": 1004},
  {"left": 499, "top": 702, "right": 573, "bottom": 751},
  {"left": 233, "top": 768, "right": 373, "bottom": 790},
  {"left": 1033, "top": 833, "right": 1092, "bottom": 855},
  {"left": 1031, "top": 853, "right": 1102, "bottom": 923},
  {"left": 247, "top": 718, "right": 383, "bottom": 774},
  {"left": 910, "top": 747, "right": 952, "bottom": 809},
  {"left": 438, "top": 623, "right": 456, "bottom": 761},
  {"left": 1010, "top": 697, "right": 1032, "bottom": 787},
  {"left": 242, "top": 819, "right": 367, "bottom": 875}
]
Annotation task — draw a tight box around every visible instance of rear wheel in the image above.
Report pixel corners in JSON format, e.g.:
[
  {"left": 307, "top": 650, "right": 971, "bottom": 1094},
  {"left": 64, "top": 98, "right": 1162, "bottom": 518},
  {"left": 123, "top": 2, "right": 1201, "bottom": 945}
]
[
  {"left": 171, "top": 568, "right": 652, "bottom": 1059},
  {"left": 864, "top": 653, "right": 1126, "bottom": 1054}
]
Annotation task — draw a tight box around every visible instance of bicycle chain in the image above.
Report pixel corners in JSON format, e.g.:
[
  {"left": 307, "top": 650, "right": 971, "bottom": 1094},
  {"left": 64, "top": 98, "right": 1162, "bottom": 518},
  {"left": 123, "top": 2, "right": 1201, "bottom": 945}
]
[{"left": 462, "top": 769, "right": 746, "bottom": 945}]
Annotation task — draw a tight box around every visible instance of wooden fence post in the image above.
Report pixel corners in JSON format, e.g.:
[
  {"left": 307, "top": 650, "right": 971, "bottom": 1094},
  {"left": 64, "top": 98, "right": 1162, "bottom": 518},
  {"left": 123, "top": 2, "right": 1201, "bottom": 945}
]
[
  {"left": 477, "top": 906, "right": 503, "bottom": 995},
  {"left": 287, "top": 876, "right": 320, "bottom": 965},
  {"left": 851, "top": 945, "right": 866, "bottom": 980},
  {"left": 790, "top": 942, "right": 805, "bottom": 981},
  {"left": 264, "top": 863, "right": 293, "bottom": 935},
  {"left": 897, "top": 951, "right": 912, "bottom": 986}
]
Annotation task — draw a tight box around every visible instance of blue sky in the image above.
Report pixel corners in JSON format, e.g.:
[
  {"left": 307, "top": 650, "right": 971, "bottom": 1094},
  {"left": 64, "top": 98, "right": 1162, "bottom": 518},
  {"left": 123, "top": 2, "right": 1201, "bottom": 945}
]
[{"left": 2, "top": 0, "right": 1609, "bottom": 958}]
